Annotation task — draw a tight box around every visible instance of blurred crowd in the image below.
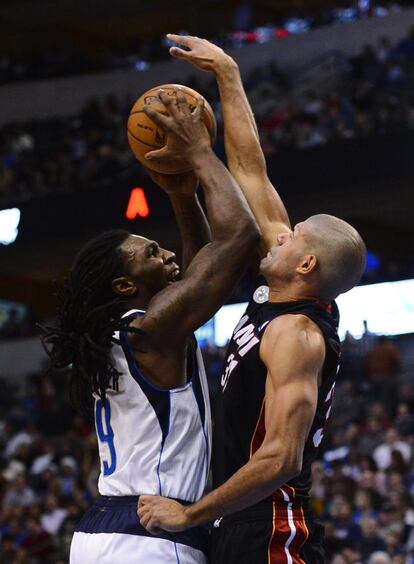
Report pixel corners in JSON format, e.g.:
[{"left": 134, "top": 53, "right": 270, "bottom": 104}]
[
  {"left": 0, "top": 328, "right": 413, "bottom": 563},
  {"left": 0, "top": 2, "right": 406, "bottom": 85},
  {"left": 1, "top": 28, "right": 414, "bottom": 207},
  {"left": 0, "top": 307, "right": 37, "bottom": 341},
  {"left": 249, "top": 29, "right": 414, "bottom": 154},
  {"left": 0, "top": 95, "right": 133, "bottom": 205}
]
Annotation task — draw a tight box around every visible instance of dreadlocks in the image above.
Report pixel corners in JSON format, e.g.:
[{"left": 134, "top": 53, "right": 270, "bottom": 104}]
[{"left": 41, "top": 229, "right": 133, "bottom": 416}]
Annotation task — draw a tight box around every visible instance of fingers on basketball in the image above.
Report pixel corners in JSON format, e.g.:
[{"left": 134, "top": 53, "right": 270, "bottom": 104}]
[
  {"left": 145, "top": 146, "right": 172, "bottom": 162},
  {"left": 142, "top": 104, "right": 169, "bottom": 128},
  {"left": 175, "top": 90, "right": 191, "bottom": 115}
]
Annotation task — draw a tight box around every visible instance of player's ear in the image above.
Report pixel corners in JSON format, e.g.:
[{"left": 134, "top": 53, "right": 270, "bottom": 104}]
[
  {"left": 112, "top": 277, "right": 138, "bottom": 296},
  {"left": 297, "top": 254, "right": 317, "bottom": 275}
]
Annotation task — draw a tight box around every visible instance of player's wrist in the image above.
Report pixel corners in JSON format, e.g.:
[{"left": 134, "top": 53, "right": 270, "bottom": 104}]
[
  {"left": 183, "top": 503, "right": 206, "bottom": 528},
  {"left": 214, "top": 56, "right": 238, "bottom": 77},
  {"left": 186, "top": 143, "right": 213, "bottom": 165}
]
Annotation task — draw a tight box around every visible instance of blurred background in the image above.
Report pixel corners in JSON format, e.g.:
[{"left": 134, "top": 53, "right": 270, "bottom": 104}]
[{"left": 1, "top": 0, "right": 414, "bottom": 562}]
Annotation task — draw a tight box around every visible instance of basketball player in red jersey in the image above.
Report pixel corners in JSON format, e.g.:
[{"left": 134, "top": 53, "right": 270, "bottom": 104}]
[{"left": 138, "top": 37, "right": 367, "bottom": 563}]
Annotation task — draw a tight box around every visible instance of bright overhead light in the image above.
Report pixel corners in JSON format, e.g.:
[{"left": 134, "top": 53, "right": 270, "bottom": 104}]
[{"left": 0, "top": 208, "right": 21, "bottom": 245}]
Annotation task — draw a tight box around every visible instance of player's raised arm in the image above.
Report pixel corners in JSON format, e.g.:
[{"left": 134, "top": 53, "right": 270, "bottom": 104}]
[
  {"left": 168, "top": 34, "right": 291, "bottom": 255},
  {"left": 133, "top": 89, "right": 260, "bottom": 343},
  {"left": 145, "top": 170, "right": 211, "bottom": 272}
]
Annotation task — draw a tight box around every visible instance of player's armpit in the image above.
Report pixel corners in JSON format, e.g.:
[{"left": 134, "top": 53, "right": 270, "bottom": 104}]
[{"left": 258, "top": 314, "right": 326, "bottom": 474}]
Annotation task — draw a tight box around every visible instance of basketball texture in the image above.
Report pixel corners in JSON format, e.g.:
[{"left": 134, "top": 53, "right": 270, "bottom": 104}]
[{"left": 127, "top": 84, "right": 217, "bottom": 174}]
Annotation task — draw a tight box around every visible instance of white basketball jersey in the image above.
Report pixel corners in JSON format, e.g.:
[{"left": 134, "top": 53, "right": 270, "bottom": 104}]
[{"left": 94, "top": 310, "right": 212, "bottom": 503}]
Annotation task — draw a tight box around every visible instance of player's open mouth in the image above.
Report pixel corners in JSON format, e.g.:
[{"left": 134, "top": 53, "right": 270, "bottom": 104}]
[{"left": 167, "top": 266, "right": 180, "bottom": 283}]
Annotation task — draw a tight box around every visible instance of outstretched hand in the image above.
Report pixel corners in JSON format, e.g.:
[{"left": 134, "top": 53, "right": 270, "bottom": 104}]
[
  {"left": 137, "top": 495, "right": 190, "bottom": 534},
  {"left": 143, "top": 89, "right": 210, "bottom": 166},
  {"left": 146, "top": 169, "right": 199, "bottom": 196},
  {"left": 167, "top": 34, "right": 233, "bottom": 73}
]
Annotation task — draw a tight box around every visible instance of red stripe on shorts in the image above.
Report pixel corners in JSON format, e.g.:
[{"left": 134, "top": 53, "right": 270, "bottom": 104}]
[{"left": 268, "top": 487, "right": 309, "bottom": 564}]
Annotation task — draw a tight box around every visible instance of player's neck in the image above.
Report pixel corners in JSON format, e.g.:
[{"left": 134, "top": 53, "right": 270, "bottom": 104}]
[
  {"left": 125, "top": 293, "right": 151, "bottom": 312},
  {"left": 267, "top": 282, "right": 318, "bottom": 304}
]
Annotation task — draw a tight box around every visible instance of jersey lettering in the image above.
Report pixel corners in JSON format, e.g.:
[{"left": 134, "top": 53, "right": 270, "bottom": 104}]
[
  {"left": 234, "top": 323, "right": 260, "bottom": 357},
  {"left": 95, "top": 399, "right": 117, "bottom": 476},
  {"left": 221, "top": 317, "right": 259, "bottom": 391},
  {"left": 221, "top": 354, "right": 238, "bottom": 391},
  {"left": 312, "top": 382, "right": 336, "bottom": 448}
]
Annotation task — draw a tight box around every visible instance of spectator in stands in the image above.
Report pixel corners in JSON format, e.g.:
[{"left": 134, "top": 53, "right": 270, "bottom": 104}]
[
  {"left": 364, "top": 336, "right": 401, "bottom": 415},
  {"left": 372, "top": 427, "right": 411, "bottom": 470},
  {"left": 330, "top": 495, "right": 363, "bottom": 547},
  {"left": 40, "top": 494, "right": 68, "bottom": 536},
  {"left": 352, "top": 489, "right": 379, "bottom": 525},
  {"left": 368, "top": 552, "right": 392, "bottom": 564},
  {"left": 359, "top": 516, "right": 388, "bottom": 560},
  {"left": 3, "top": 475, "right": 37, "bottom": 508},
  {"left": 1, "top": 28, "right": 414, "bottom": 211},
  {"left": 394, "top": 401, "right": 414, "bottom": 435},
  {"left": 0, "top": 324, "right": 414, "bottom": 561},
  {"left": 21, "top": 517, "right": 54, "bottom": 562}
]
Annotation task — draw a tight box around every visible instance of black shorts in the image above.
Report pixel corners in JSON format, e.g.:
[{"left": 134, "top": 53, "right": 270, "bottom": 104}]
[{"left": 211, "top": 500, "right": 325, "bottom": 564}]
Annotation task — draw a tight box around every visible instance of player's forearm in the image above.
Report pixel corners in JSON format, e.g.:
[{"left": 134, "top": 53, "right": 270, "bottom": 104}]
[
  {"left": 184, "top": 448, "right": 299, "bottom": 527},
  {"left": 189, "top": 147, "right": 259, "bottom": 243},
  {"left": 169, "top": 193, "right": 211, "bottom": 271},
  {"left": 215, "top": 60, "right": 265, "bottom": 176},
  {"left": 214, "top": 60, "right": 291, "bottom": 240}
]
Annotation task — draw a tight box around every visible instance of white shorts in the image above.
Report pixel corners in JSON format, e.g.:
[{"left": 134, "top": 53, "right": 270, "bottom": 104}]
[
  {"left": 70, "top": 496, "right": 208, "bottom": 564},
  {"left": 70, "top": 532, "right": 207, "bottom": 563}
]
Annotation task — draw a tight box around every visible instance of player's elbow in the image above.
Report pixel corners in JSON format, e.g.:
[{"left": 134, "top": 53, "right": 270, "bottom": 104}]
[
  {"left": 281, "top": 456, "right": 303, "bottom": 480},
  {"left": 268, "top": 451, "right": 303, "bottom": 484}
]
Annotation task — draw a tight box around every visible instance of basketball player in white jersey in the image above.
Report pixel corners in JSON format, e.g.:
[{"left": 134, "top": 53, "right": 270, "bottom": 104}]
[{"left": 42, "top": 90, "right": 259, "bottom": 563}]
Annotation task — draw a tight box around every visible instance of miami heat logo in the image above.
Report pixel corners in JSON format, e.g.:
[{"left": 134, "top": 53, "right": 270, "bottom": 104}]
[{"left": 221, "top": 314, "right": 259, "bottom": 391}]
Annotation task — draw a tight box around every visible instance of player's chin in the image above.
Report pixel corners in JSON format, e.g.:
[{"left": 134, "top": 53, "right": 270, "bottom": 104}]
[
  {"left": 166, "top": 273, "right": 179, "bottom": 285},
  {"left": 259, "top": 256, "right": 270, "bottom": 274},
  {"left": 166, "top": 270, "right": 180, "bottom": 285}
]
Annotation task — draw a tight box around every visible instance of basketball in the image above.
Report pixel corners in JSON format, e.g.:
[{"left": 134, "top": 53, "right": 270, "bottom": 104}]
[{"left": 127, "top": 83, "right": 217, "bottom": 174}]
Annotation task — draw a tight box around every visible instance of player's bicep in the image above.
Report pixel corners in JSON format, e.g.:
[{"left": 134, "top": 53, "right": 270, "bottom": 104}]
[
  {"left": 259, "top": 317, "right": 325, "bottom": 466},
  {"left": 263, "top": 372, "right": 319, "bottom": 460}
]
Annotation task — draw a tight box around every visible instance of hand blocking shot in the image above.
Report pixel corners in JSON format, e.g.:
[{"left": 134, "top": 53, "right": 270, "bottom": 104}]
[
  {"left": 43, "top": 88, "right": 259, "bottom": 564},
  {"left": 137, "top": 37, "right": 367, "bottom": 564}
]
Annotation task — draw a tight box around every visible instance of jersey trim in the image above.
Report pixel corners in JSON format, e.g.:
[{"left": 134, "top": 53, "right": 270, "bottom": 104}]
[
  {"left": 119, "top": 311, "right": 193, "bottom": 393},
  {"left": 249, "top": 398, "right": 266, "bottom": 458},
  {"left": 120, "top": 328, "right": 171, "bottom": 441}
]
